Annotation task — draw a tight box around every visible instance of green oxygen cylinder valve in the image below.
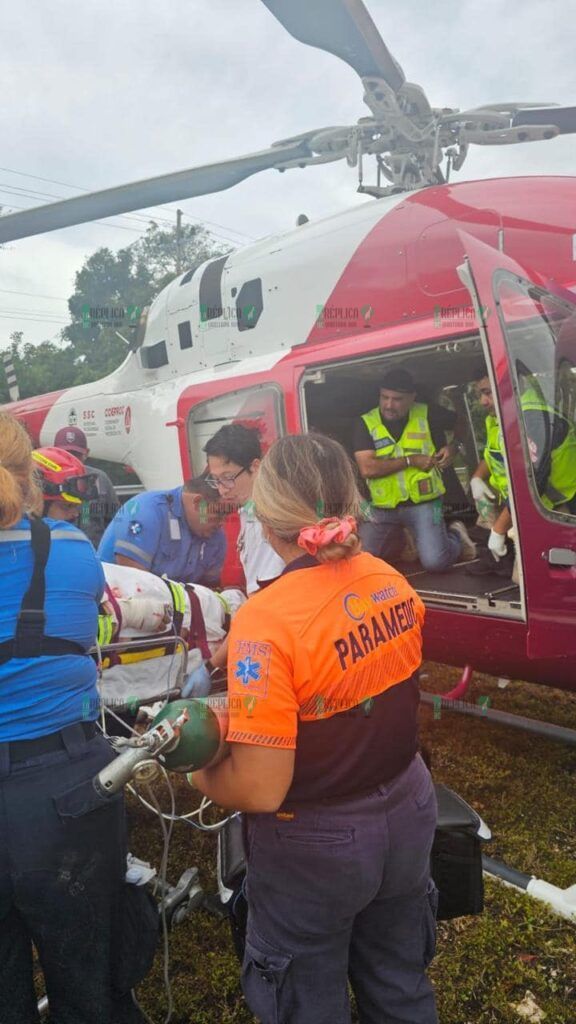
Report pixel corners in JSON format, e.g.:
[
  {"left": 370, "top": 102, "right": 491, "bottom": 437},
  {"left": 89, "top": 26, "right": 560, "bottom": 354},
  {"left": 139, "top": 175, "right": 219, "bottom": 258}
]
[{"left": 152, "top": 699, "right": 222, "bottom": 772}]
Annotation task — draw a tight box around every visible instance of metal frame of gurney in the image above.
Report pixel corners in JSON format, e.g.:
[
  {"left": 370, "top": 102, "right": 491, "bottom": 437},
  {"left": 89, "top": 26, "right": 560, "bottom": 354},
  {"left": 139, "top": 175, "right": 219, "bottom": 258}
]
[{"left": 93, "top": 633, "right": 190, "bottom": 715}]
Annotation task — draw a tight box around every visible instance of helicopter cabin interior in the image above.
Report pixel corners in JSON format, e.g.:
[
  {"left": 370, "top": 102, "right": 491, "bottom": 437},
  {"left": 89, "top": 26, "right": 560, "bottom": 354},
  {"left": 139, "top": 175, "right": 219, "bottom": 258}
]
[
  {"left": 187, "top": 287, "right": 576, "bottom": 620},
  {"left": 300, "top": 336, "right": 525, "bottom": 621}
]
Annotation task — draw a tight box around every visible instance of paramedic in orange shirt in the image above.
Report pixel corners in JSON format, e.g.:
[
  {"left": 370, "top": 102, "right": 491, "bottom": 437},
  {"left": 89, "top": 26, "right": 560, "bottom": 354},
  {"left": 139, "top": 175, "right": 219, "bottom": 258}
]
[{"left": 191, "top": 433, "right": 438, "bottom": 1024}]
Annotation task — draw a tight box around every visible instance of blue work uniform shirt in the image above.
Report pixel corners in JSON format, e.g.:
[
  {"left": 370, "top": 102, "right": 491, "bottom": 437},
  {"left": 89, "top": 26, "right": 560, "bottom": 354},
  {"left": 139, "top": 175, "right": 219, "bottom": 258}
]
[
  {"left": 97, "top": 486, "right": 226, "bottom": 585},
  {"left": 0, "top": 516, "right": 104, "bottom": 742}
]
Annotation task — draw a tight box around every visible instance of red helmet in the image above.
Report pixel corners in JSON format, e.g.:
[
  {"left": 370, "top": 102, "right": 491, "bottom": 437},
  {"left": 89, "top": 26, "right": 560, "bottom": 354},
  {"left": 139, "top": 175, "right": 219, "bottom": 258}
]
[{"left": 32, "top": 447, "right": 97, "bottom": 505}]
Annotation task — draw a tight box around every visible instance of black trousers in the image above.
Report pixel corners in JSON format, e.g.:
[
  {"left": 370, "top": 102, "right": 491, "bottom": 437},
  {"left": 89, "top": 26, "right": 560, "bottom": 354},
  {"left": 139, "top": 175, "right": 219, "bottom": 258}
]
[{"left": 0, "top": 724, "right": 128, "bottom": 1024}]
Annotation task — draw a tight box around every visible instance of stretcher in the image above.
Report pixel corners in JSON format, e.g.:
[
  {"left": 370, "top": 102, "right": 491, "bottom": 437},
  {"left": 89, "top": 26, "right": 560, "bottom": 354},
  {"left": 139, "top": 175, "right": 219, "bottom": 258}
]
[{"left": 95, "top": 563, "right": 245, "bottom": 711}]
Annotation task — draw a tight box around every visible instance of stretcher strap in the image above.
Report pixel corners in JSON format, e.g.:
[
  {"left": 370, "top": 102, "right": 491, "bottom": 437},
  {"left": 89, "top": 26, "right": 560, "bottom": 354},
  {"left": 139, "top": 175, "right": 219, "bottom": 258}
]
[{"left": 184, "top": 585, "right": 211, "bottom": 659}]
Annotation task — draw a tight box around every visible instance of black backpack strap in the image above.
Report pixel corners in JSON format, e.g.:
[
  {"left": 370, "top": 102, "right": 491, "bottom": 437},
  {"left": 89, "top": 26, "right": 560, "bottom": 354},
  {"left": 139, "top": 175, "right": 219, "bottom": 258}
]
[
  {"left": 13, "top": 515, "right": 50, "bottom": 658},
  {"left": 0, "top": 517, "right": 88, "bottom": 665}
]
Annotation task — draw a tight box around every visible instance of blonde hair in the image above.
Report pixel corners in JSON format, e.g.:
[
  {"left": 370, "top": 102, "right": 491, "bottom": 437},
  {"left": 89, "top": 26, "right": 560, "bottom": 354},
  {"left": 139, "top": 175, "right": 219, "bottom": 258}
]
[
  {"left": 0, "top": 412, "right": 43, "bottom": 528},
  {"left": 252, "top": 433, "right": 364, "bottom": 563}
]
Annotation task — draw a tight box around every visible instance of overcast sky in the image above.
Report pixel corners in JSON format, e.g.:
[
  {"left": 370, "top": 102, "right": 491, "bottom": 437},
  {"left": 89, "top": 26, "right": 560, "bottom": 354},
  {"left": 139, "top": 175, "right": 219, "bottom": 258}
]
[{"left": 1, "top": 0, "right": 575, "bottom": 348}]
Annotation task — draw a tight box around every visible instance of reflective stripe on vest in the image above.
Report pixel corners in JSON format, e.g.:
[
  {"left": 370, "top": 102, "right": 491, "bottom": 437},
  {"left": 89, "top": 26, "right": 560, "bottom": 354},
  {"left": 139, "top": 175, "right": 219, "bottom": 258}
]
[
  {"left": 484, "top": 414, "right": 508, "bottom": 500},
  {"left": 163, "top": 578, "right": 187, "bottom": 636},
  {"left": 97, "top": 613, "right": 115, "bottom": 647},
  {"left": 361, "top": 403, "right": 445, "bottom": 508},
  {"left": 484, "top": 393, "right": 576, "bottom": 508},
  {"left": 0, "top": 529, "right": 91, "bottom": 543}
]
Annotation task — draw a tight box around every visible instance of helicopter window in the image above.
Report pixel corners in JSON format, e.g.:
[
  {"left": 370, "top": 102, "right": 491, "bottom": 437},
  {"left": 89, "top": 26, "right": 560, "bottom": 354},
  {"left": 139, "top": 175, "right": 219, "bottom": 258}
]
[
  {"left": 87, "top": 458, "right": 144, "bottom": 497},
  {"left": 235, "top": 279, "right": 263, "bottom": 332},
  {"left": 186, "top": 384, "right": 285, "bottom": 475},
  {"left": 178, "top": 321, "right": 193, "bottom": 350},
  {"left": 140, "top": 340, "right": 168, "bottom": 369},
  {"left": 179, "top": 269, "right": 195, "bottom": 286},
  {"left": 496, "top": 275, "right": 576, "bottom": 522},
  {"left": 198, "top": 255, "right": 228, "bottom": 322}
]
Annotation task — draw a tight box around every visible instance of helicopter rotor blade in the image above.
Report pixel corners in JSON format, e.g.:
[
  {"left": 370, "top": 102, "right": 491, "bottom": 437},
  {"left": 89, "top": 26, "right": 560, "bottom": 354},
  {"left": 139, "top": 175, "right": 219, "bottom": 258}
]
[
  {"left": 260, "top": 0, "right": 405, "bottom": 94},
  {"left": 0, "top": 141, "right": 314, "bottom": 244},
  {"left": 512, "top": 105, "right": 576, "bottom": 135}
]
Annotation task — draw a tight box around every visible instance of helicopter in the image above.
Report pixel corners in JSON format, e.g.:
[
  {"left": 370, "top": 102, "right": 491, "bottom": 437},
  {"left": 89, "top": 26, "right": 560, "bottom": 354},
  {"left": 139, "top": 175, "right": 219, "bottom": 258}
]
[{"left": 1, "top": 0, "right": 576, "bottom": 694}]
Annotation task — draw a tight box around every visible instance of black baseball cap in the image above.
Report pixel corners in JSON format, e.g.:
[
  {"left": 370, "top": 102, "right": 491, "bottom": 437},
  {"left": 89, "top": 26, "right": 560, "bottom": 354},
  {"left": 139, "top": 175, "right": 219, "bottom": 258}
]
[{"left": 380, "top": 369, "right": 416, "bottom": 394}]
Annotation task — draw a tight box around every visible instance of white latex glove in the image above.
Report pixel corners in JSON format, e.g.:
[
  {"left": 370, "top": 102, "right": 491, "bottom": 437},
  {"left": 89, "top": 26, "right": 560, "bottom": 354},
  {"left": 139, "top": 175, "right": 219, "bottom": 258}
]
[
  {"left": 488, "top": 529, "right": 507, "bottom": 561},
  {"left": 470, "top": 477, "right": 495, "bottom": 503}
]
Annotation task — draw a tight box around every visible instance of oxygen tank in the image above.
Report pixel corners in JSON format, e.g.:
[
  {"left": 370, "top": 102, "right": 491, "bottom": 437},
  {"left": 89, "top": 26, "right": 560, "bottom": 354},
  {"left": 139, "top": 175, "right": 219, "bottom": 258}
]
[{"left": 152, "top": 695, "right": 229, "bottom": 772}]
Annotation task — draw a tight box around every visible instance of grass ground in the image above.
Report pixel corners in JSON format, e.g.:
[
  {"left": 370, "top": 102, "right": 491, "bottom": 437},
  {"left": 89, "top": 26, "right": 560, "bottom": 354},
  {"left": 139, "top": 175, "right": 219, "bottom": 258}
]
[{"left": 129, "top": 664, "right": 576, "bottom": 1024}]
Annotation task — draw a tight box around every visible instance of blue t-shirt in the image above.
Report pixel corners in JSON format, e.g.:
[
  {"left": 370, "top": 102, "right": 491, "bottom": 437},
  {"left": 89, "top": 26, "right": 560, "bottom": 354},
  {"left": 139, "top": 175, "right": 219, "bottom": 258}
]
[
  {"left": 97, "top": 486, "right": 226, "bottom": 584},
  {"left": 0, "top": 516, "right": 105, "bottom": 742}
]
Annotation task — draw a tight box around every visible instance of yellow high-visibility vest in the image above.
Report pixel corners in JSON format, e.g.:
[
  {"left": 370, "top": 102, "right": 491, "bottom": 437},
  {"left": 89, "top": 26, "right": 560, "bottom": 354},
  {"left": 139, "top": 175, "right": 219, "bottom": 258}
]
[{"left": 361, "top": 403, "right": 445, "bottom": 509}]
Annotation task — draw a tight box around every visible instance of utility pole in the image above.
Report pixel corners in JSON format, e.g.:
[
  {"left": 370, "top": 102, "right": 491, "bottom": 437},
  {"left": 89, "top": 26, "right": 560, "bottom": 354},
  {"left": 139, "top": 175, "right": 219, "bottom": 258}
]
[{"left": 176, "top": 209, "right": 183, "bottom": 274}]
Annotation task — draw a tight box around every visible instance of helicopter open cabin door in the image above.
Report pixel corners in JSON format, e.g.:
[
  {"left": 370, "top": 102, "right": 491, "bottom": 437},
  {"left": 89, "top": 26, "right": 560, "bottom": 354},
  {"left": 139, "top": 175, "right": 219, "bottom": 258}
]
[{"left": 458, "top": 233, "right": 576, "bottom": 660}]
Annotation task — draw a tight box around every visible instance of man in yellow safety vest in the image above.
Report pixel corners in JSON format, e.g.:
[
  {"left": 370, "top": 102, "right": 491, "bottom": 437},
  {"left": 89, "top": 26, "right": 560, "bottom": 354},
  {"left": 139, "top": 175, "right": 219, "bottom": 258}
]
[
  {"left": 468, "top": 363, "right": 576, "bottom": 576},
  {"left": 354, "top": 369, "right": 475, "bottom": 571}
]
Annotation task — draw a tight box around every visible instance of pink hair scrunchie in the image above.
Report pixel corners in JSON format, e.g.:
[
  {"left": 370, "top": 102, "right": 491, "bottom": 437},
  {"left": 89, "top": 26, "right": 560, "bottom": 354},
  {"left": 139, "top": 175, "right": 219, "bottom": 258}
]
[{"left": 297, "top": 516, "right": 357, "bottom": 556}]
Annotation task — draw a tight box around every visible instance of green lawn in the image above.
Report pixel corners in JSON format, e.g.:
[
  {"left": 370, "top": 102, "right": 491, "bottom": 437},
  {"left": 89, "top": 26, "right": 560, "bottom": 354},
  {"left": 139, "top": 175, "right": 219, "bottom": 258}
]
[{"left": 130, "top": 665, "right": 576, "bottom": 1023}]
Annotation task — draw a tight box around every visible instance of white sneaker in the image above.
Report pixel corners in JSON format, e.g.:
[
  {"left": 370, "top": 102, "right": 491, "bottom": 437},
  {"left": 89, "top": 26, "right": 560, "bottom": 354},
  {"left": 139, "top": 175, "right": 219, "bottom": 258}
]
[{"left": 449, "top": 520, "right": 477, "bottom": 562}]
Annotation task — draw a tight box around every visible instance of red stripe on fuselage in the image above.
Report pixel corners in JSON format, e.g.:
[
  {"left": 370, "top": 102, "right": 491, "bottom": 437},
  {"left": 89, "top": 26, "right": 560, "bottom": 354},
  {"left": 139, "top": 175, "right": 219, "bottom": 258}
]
[{"left": 1, "top": 389, "right": 67, "bottom": 444}]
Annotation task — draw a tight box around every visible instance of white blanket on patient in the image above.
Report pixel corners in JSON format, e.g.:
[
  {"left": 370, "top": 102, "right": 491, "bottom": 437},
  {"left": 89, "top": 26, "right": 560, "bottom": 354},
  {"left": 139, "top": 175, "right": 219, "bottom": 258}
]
[{"left": 97, "top": 563, "right": 245, "bottom": 708}]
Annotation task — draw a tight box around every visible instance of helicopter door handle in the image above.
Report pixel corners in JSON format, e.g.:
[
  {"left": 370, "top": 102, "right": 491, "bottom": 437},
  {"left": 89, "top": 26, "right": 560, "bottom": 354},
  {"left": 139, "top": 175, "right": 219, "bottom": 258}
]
[{"left": 543, "top": 548, "right": 576, "bottom": 568}]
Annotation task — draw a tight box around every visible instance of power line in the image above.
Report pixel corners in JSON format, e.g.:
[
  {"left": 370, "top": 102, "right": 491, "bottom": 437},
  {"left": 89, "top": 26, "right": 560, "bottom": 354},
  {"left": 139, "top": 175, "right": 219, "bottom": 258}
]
[
  {"left": 0, "top": 181, "right": 178, "bottom": 232},
  {"left": 1, "top": 192, "right": 244, "bottom": 247},
  {"left": 0, "top": 287, "right": 68, "bottom": 301},
  {"left": 0, "top": 197, "right": 147, "bottom": 235},
  {"left": 0, "top": 165, "right": 255, "bottom": 243},
  {"left": 0, "top": 314, "right": 68, "bottom": 323},
  {"left": 0, "top": 306, "right": 69, "bottom": 318},
  {"left": 176, "top": 208, "right": 254, "bottom": 243}
]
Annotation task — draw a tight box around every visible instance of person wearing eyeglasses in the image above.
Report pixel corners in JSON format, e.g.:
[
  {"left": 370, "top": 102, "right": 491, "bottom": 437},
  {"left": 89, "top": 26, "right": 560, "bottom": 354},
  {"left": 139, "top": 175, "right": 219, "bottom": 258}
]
[
  {"left": 182, "top": 425, "right": 284, "bottom": 697},
  {"left": 97, "top": 476, "right": 227, "bottom": 587},
  {"left": 204, "top": 424, "right": 285, "bottom": 594}
]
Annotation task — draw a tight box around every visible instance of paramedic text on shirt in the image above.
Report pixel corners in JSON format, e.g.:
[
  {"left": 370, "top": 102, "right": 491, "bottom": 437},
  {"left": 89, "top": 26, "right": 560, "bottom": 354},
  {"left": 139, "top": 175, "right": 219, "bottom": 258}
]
[{"left": 190, "top": 432, "right": 439, "bottom": 1024}]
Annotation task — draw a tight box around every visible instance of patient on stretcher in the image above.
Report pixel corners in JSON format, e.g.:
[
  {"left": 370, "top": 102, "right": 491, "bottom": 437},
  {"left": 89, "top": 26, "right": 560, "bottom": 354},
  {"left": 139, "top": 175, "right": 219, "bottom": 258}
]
[{"left": 96, "top": 563, "right": 245, "bottom": 710}]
